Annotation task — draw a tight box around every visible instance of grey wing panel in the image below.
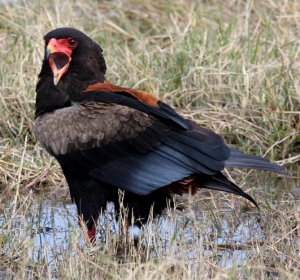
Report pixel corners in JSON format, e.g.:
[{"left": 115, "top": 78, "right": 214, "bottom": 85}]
[{"left": 35, "top": 102, "right": 152, "bottom": 155}]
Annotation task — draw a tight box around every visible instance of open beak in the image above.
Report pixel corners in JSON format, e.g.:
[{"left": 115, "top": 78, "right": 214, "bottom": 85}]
[{"left": 46, "top": 38, "right": 72, "bottom": 86}]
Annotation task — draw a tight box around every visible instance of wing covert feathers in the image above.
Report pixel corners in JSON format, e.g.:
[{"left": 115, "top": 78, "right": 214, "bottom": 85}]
[
  {"left": 35, "top": 102, "right": 152, "bottom": 155},
  {"left": 81, "top": 81, "right": 191, "bottom": 130}
]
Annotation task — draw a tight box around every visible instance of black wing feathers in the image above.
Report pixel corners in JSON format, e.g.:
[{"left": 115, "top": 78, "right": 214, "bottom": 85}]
[
  {"left": 57, "top": 119, "right": 230, "bottom": 195},
  {"left": 198, "top": 173, "right": 258, "bottom": 207},
  {"left": 56, "top": 89, "right": 287, "bottom": 202}
]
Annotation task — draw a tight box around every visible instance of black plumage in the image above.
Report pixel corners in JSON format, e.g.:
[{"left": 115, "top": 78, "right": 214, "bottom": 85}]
[{"left": 34, "top": 27, "right": 288, "bottom": 242}]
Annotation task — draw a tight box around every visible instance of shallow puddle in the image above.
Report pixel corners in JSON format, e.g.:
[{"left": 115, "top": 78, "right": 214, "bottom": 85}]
[
  {"left": 1, "top": 172, "right": 299, "bottom": 271},
  {"left": 9, "top": 199, "right": 263, "bottom": 268}
]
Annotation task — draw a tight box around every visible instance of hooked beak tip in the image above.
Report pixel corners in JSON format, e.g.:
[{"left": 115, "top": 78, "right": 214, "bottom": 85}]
[{"left": 53, "top": 77, "right": 59, "bottom": 86}]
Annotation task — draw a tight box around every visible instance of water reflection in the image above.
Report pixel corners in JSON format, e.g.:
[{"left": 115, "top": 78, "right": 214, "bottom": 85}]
[
  {"left": 25, "top": 199, "right": 263, "bottom": 268},
  {"left": 2, "top": 172, "right": 298, "bottom": 270}
]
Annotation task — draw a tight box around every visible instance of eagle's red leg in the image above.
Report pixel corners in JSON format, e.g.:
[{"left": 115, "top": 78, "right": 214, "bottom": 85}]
[{"left": 87, "top": 225, "right": 96, "bottom": 244}]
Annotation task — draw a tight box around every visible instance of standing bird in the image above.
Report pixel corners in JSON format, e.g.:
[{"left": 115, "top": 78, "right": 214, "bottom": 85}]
[{"left": 35, "top": 28, "right": 288, "bottom": 242}]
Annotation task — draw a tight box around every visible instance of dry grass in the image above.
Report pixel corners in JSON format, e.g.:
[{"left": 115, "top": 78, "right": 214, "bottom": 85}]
[{"left": 0, "top": 0, "right": 299, "bottom": 279}]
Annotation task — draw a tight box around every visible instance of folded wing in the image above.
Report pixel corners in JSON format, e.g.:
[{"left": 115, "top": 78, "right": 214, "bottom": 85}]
[
  {"left": 45, "top": 102, "right": 231, "bottom": 195},
  {"left": 35, "top": 82, "right": 287, "bottom": 205}
]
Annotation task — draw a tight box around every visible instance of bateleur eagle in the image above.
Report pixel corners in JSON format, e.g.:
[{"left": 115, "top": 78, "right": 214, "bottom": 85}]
[{"left": 35, "top": 28, "right": 288, "bottom": 242}]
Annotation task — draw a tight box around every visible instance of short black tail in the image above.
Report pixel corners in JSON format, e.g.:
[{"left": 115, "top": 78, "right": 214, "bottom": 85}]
[
  {"left": 225, "top": 148, "right": 289, "bottom": 175},
  {"left": 198, "top": 173, "right": 258, "bottom": 207}
]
